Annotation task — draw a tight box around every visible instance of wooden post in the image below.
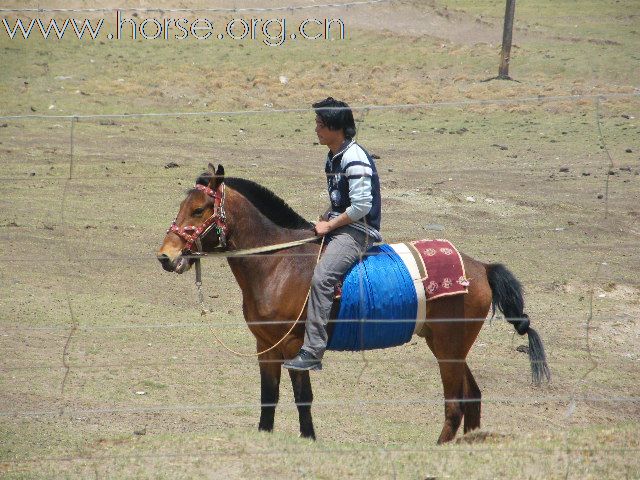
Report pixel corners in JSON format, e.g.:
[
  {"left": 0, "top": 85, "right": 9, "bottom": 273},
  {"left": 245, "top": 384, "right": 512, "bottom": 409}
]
[{"left": 498, "top": 0, "right": 516, "bottom": 79}]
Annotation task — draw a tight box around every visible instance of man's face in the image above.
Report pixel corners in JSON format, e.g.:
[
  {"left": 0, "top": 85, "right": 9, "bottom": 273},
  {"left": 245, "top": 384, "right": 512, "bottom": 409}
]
[{"left": 315, "top": 115, "right": 342, "bottom": 146}]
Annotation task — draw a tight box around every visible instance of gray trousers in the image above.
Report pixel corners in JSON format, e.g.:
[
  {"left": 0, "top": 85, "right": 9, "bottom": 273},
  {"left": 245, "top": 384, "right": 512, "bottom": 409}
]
[{"left": 303, "top": 226, "right": 372, "bottom": 359}]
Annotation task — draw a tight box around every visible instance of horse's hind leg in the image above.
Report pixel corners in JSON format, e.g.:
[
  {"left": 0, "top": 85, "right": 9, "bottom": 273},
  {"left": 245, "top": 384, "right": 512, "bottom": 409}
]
[
  {"left": 288, "top": 369, "right": 316, "bottom": 439},
  {"left": 423, "top": 298, "right": 466, "bottom": 444},
  {"left": 435, "top": 356, "right": 465, "bottom": 444},
  {"left": 425, "top": 297, "right": 485, "bottom": 443},
  {"left": 463, "top": 363, "right": 481, "bottom": 433}
]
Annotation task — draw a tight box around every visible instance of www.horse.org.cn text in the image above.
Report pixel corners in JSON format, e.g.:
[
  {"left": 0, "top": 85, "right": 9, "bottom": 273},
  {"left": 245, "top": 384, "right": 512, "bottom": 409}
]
[{"left": 1, "top": 12, "right": 347, "bottom": 46}]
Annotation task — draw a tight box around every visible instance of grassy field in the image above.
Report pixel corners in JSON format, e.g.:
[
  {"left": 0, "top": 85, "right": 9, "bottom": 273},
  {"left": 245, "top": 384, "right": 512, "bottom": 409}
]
[{"left": 1, "top": 1, "right": 639, "bottom": 478}]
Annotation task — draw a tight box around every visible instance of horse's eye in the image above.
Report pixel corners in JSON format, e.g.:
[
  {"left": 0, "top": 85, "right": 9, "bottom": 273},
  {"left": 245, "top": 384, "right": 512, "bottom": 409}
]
[{"left": 193, "top": 207, "right": 205, "bottom": 216}]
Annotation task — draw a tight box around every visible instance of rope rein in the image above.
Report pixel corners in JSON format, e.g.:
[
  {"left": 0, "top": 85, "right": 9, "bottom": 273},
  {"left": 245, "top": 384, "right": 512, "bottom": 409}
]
[
  {"left": 195, "top": 236, "right": 325, "bottom": 357},
  {"left": 192, "top": 235, "right": 320, "bottom": 258}
]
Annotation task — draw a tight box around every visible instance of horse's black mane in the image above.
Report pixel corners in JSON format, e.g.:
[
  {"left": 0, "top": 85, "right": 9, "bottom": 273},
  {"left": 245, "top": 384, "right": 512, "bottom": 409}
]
[{"left": 194, "top": 172, "right": 313, "bottom": 230}]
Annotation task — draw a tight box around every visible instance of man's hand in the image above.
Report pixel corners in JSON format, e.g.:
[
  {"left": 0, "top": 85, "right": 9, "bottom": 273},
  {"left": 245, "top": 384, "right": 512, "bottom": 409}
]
[
  {"left": 314, "top": 213, "right": 353, "bottom": 236},
  {"left": 314, "top": 220, "right": 333, "bottom": 236}
]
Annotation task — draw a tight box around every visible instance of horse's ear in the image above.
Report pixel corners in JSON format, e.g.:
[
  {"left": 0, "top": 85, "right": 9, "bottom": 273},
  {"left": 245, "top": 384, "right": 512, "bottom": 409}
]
[{"left": 208, "top": 163, "right": 225, "bottom": 189}]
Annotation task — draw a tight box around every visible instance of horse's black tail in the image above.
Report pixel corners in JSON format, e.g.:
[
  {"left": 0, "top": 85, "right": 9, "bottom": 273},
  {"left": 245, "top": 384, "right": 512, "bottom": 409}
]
[{"left": 486, "top": 263, "right": 551, "bottom": 385}]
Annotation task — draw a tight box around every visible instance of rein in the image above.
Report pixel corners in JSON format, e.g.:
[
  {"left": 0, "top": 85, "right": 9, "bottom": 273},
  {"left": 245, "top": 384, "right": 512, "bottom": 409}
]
[
  {"left": 195, "top": 236, "right": 325, "bottom": 357},
  {"left": 191, "top": 235, "right": 321, "bottom": 259}
]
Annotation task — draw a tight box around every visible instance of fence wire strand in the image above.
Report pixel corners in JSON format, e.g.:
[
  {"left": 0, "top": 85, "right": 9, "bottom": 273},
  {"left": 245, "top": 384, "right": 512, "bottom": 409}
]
[
  {"left": 2, "top": 394, "right": 638, "bottom": 419},
  {"left": 4, "top": 445, "right": 639, "bottom": 467},
  {"left": 0, "top": 91, "right": 638, "bottom": 121}
]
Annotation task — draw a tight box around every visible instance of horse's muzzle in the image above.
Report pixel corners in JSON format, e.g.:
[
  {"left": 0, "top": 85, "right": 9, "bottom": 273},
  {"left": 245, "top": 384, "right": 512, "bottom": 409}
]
[
  {"left": 158, "top": 253, "right": 193, "bottom": 274},
  {"left": 157, "top": 253, "right": 175, "bottom": 272}
]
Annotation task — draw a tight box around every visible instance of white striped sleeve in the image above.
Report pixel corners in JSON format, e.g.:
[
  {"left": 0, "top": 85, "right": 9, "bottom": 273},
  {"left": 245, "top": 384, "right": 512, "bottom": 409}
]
[
  {"left": 345, "top": 175, "right": 373, "bottom": 221},
  {"left": 342, "top": 146, "right": 373, "bottom": 221}
]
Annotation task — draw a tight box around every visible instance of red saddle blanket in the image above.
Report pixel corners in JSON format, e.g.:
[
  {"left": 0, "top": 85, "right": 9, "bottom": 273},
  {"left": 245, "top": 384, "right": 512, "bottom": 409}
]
[{"left": 407, "top": 239, "right": 469, "bottom": 301}]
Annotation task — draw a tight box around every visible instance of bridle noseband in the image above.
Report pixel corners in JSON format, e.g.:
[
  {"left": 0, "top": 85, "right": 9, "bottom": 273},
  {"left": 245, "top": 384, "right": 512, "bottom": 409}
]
[{"left": 167, "top": 183, "right": 227, "bottom": 253}]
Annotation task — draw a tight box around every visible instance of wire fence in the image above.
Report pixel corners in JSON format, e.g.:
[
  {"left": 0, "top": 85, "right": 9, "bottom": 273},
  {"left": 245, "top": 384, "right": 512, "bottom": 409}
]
[
  {"left": 5, "top": 445, "right": 639, "bottom": 470},
  {"left": 0, "top": 358, "right": 625, "bottom": 373},
  {"left": 1, "top": 91, "right": 637, "bottom": 121},
  {"left": 2, "top": 394, "right": 639, "bottom": 419},
  {"left": 1, "top": 36, "right": 639, "bottom": 475},
  {"left": 2, "top": 94, "right": 638, "bottom": 361}
]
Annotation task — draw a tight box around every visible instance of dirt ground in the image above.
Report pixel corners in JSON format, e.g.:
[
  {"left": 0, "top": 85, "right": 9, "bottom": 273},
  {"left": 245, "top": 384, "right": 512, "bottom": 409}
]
[{"left": 1, "top": 0, "right": 639, "bottom": 478}]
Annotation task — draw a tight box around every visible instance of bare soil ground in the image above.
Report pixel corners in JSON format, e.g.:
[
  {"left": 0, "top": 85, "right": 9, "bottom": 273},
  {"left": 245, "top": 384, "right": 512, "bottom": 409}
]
[{"left": 1, "top": 1, "right": 639, "bottom": 478}]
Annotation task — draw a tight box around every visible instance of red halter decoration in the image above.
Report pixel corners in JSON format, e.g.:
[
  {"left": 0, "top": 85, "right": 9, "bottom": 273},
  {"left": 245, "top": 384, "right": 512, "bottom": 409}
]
[{"left": 167, "top": 183, "right": 227, "bottom": 252}]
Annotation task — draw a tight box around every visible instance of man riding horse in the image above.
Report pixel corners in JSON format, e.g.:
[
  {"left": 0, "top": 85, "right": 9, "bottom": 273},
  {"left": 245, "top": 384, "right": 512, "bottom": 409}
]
[
  {"left": 283, "top": 97, "right": 382, "bottom": 371},
  {"left": 157, "top": 97, "right": 550, "bottom": 443}
]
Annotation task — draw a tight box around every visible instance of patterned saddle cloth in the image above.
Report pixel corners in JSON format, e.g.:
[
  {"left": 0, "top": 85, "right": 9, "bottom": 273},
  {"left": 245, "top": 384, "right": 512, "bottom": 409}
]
[{"left": 326, "top": 239, "right": 469, "bottom": 351}]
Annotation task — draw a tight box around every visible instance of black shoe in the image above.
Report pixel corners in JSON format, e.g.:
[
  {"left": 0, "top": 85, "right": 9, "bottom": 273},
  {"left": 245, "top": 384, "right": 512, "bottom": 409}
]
[{"left": 283, "top": 349, "right": 322, "bottom": 371}]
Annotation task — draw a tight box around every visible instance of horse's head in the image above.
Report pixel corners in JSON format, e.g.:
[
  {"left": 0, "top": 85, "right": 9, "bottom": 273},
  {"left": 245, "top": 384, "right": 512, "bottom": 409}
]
[{"left": 157, "top": 163, "right": 227, "bottom": 274}]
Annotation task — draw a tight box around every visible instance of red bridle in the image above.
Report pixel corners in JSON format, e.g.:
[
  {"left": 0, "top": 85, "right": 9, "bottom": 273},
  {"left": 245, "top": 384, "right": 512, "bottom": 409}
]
[{"left": 167, "top": 183, "right": 227, "bottom": 252}]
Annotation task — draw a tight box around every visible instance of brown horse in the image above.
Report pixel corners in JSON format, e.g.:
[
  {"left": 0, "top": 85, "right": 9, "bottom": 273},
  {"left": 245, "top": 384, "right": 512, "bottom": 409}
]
[{"left": 157, "top": 164, "right": 550, "bottom": 443}]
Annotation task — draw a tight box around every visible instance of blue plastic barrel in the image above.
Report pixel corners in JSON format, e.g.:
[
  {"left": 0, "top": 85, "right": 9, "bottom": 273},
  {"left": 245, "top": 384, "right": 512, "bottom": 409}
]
[{"left": 326, "top": 244, "right": 417, "bottom": 351}]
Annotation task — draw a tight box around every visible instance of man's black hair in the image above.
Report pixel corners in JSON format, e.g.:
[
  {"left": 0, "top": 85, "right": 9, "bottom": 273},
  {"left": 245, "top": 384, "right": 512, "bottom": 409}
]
[{"left": 312, "top": 97, "right": 356, "bottom": 139}]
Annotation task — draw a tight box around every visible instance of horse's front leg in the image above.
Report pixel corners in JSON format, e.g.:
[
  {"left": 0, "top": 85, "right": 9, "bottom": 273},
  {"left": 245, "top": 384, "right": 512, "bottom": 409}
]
[
  {"left": 288, "top": 369, "right": 316, "bottom": 440},
  {"left": 258, "top": 349, "right": 282, "bottom": 433}
]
